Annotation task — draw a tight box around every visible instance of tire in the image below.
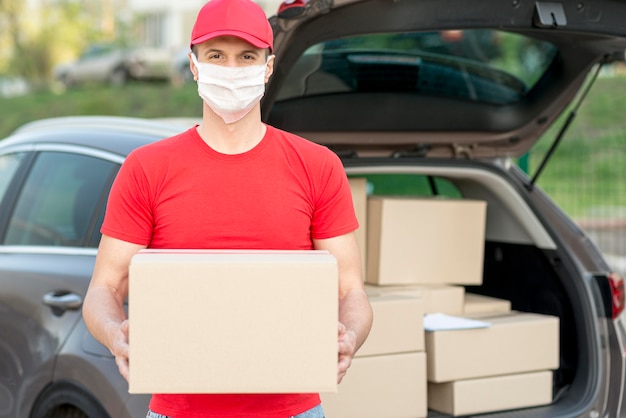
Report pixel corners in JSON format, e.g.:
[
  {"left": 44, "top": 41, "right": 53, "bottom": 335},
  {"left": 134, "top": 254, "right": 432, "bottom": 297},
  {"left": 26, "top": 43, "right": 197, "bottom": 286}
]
[
  {"left": 109, "top": 67, "right": 129, "bottom": 86},
  {"left": 181, "top": 63, "right": 194, "bottom": 83},
  {"left": 30, "top": 382, "right": 109, "bottom": 418}
]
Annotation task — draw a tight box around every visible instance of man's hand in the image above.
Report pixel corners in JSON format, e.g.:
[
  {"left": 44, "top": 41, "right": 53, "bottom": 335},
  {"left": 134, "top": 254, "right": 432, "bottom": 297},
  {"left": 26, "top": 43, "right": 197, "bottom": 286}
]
[
  {"left": 337, "top": 322, "right": 358, "bottom": 384},
  {"left": 83, "top": 235, "right": 145, "bottom": 382},
  {"left": 111, "top": 319, "right": 130, "bottom": 381}
]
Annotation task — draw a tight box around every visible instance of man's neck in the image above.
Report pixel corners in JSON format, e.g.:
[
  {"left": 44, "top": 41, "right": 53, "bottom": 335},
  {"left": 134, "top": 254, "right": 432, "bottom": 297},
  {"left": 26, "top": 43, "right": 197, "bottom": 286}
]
[{"left": 197, "top": 107, "right": 266, "bottom": 155}]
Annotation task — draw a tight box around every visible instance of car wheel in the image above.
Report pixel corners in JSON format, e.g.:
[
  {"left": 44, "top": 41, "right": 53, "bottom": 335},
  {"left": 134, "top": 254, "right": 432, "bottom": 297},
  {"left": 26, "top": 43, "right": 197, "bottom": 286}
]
[
  {"left": 109, "top": 67, "right": 128, "bottom": 86},
  {"left": 57, "top": 74, "right": 71, "bottom": 89},
  {"left": 30, "top": 382, "right": 109, "bottom": 418},
  {"left": 181, "top": 63, "right": 194, "bottom": 83}
]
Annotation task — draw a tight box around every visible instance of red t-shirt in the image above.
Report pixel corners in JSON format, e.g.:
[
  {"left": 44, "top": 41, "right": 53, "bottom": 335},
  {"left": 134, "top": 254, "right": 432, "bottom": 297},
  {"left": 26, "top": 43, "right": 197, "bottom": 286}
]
[{"left": 102, "top": 125, "right": 358, "bottom": 417}]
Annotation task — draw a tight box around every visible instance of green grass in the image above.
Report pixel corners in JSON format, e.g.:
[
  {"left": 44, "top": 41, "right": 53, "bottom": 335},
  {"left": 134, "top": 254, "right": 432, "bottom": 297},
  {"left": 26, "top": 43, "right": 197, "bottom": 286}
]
[
  {"left": 528, "top": 74, "right": 626, "bottom": 218},
  {"left": 1, "top": 75, "right": 625, "bottom": 220},
  {"left": 0, "top": 82, "right": 202, "bottom": 138}
]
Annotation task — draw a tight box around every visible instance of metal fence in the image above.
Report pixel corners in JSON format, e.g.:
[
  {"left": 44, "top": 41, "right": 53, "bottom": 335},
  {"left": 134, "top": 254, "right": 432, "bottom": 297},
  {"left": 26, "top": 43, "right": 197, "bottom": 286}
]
[{"left": 529, "top": 123, "right": 626, "bottom": 276}]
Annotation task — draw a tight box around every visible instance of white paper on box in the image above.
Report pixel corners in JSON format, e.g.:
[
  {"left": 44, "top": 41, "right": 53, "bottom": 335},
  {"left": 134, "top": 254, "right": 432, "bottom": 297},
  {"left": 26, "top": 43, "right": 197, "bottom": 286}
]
[
  {"left": 128, "top": 250, "right": 338, "bottom": 394},
  {"left": 423, "top": 313, "right": 491, "bottom": 331}
]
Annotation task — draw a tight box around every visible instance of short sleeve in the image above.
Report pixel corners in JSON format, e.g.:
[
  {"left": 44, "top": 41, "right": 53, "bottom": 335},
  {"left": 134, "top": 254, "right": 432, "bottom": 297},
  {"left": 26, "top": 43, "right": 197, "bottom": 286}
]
[
  {"left": 310, "top": 151, "right": 359, "bottom": 239},
  {"left": 101, "top": 151, "right": 154, "bottom": 245}
]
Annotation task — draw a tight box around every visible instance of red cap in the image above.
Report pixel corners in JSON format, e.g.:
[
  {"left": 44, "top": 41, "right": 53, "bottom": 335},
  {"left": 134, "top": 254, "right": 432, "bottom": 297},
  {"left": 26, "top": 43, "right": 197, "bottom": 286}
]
[{"left": 191, "top": 0, "right": 274, "bottom": 52}]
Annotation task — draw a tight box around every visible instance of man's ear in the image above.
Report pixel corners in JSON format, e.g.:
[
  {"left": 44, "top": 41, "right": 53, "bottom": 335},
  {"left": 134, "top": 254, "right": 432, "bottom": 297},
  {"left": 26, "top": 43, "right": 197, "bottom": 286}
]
[
  {"left": 265, "top": 55, "right": 276, "bottom": 83},
  {"left": 188, "top": 52, "right": 199, "bottom": 81}
]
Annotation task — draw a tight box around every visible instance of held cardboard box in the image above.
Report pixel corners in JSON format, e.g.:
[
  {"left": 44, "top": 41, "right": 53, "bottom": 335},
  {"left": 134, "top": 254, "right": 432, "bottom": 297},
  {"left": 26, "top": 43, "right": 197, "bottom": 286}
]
[
  {"left": 366, "top": 197, "right": 487, "bottom": 286},
  {"left": 426, "top": 312, "right": 559, "bottom": 382},
  {"left": 128, "top": 249, "right": 338, "bottom": 394},
  {"left": 357, "top": 293, "right": 424, "bottom": 357},
  {"left": 320, "top": 352, "right": 427, "bottom": 418},
  {"left": 428, "top": 370, "right": 553, "bottom": 416},
  {"left": 365, "top": 284, "right": 464, "bottom": 315},
  {"left": 349, "top": 177, "right": 368, "bottom": 277},
  {"left": 463, "top": 292, "right": 512, "bottom": 318}
]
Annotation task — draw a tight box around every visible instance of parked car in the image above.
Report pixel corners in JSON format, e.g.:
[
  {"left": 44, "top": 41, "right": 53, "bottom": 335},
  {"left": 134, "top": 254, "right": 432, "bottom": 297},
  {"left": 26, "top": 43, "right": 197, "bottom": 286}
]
[
  {"left": 1, "top": 1, "right": 626, "bottom": 417},
  {"left": 170, "top": 47, "right": 194, "bottom": 85},
  {"left": 53, "top": 43, "right": 173, "bottom": 87}
]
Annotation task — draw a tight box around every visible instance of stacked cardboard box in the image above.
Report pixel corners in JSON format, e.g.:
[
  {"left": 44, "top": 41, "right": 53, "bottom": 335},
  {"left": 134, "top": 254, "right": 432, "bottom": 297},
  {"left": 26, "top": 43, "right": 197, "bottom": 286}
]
[
  {"left": 349, "top": 177, "right": 368, "bottom": 276},
  {"left": 428, "top": 370, "right": 554, "bottom": 416},
  {"left": 321, "top": 292, "right": 427, "bottom": 418},
  {"left": 365, "top": 283, "right": 465, "bottom": 315},
  {"left": 366, "top": 196, "right": 487, "bottom": 286},
  {"left": 425, "top": 312, "right": 559, "bottom": 415},
  {"left": 426, "top": 312, "right": 559, "bottom": 382},
  {"left": 463, "top": 292, "right": 512, "bottom": 318},
  {"left": 346, "top": 183, "right": 557, "bottom": 416}
]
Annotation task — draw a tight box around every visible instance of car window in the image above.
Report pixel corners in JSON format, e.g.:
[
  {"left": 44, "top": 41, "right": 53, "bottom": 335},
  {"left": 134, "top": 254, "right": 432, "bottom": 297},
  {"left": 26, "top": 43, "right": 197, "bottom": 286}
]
[
  {"left": 352, "top": 174, "right": 462, "bottom": 198},
  {"left": 0, "top": 153, "right": 25, "bottom": 202},
  {"left": 276, "top": 29, "right": 557, "bottom": 105},
  {"left": 3, "top": 152, "right": 117, "bottom": 247}
]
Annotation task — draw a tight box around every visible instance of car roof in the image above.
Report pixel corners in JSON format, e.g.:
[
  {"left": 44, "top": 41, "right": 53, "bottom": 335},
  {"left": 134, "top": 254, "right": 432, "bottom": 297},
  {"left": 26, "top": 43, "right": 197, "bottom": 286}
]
[
  {"left": 2, "top": 116, "right": 197, "bottom": 157},
  {"left": 263, "top": 0, "right": 626, "bottom": 158}
]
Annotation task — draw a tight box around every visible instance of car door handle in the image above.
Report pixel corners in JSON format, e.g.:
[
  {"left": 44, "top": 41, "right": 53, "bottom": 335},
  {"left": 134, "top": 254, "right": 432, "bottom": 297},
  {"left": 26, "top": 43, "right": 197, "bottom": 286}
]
[{"left": 43, "top": 291, "right": 83, "bottom": 314}]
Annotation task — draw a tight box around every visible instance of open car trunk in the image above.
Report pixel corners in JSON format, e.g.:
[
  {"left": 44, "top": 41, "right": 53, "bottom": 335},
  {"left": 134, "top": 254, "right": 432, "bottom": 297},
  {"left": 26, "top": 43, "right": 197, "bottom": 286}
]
[
  {"left": 262, "top": 0, "right": 626, "bottom": 415},
  {"left": 332, "top": 158, "right": 617, "bottom": 417}
]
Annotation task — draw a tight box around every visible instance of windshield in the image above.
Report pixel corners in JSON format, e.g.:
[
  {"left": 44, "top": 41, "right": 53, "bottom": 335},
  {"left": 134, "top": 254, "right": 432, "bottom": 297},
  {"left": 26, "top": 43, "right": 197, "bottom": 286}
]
[{"left": 276, "top": 30, "right": 558, "bottom": 105}]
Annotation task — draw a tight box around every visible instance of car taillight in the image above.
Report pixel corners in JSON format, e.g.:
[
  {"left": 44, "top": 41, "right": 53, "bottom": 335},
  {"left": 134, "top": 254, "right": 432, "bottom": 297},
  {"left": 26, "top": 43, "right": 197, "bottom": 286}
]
[{"left": 608, "top": 272, "right": 625, "bottom": 319}]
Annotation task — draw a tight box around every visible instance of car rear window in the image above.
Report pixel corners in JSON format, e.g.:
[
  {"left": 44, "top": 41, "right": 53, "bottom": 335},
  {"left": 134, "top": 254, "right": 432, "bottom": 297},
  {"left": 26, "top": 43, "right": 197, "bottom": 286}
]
[
  {"left": 276, "top": 29, "right": 558, "bottom": 105},
  {"left": 350, "top": 174, "right": 462, "bottom": 198}
]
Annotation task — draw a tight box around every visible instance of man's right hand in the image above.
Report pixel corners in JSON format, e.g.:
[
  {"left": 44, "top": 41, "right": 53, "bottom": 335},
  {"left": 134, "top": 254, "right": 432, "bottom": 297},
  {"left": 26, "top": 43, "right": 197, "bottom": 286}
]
[{"left": 111, "top": 319, "right": 130, "bottom": 381}]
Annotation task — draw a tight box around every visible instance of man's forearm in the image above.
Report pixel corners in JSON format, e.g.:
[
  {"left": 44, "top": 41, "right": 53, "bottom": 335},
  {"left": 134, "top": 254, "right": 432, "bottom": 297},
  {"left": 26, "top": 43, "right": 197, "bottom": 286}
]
[
  {"left": 339, "top": 287, "right": 373, "bottom": 351},
  {"left": 83, "top": 284, "right": 128, "bottom": 350}
]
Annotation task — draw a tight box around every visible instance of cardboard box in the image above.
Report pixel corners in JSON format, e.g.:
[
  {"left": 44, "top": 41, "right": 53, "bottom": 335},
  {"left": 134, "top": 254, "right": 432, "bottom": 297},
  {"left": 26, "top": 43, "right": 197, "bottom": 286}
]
[
  {"left": 128, "top": 250, "right": 338, "bottom": 394},
  {"left": 357, "top": 293, "right": 424, "bottom": 357},
  {"left": 426, "top": 312, "right": 559, "bottom": 382},
  {"left": 321, "top": 352, "right": 427, "bottom": 418},
  {"left": 428, "top": 370, "right": 553, "bottom": 416},
  {"left": 365, "top": 284, "right": 464, "bottom": 315},
  {"left": 463, "top": 293, "right": 511, "bottom": 317},
  {"left": 349, "top": 177, "right": 368, "bottom": 278},
  {"left": 366, "top": 197, "right": 487, "bottom": 286}
]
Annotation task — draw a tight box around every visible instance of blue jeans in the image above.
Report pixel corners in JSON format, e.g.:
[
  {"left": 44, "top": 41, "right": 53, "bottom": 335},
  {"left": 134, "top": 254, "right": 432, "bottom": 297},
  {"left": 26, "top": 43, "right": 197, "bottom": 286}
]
[{"left": 146, "top": 403, "right": 325, "bottom": 418}]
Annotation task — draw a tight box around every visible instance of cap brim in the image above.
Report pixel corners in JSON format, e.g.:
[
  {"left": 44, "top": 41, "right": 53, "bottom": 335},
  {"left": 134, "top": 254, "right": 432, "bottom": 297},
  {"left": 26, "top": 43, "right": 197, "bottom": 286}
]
[{"left": 191, "top": 30, "right": 271, "bottom": 50}]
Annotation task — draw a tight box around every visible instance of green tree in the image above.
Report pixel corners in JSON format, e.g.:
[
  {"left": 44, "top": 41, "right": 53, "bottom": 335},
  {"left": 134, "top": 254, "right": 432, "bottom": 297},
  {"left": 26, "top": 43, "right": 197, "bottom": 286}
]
[{"left": 0, "top": 0, "right": 123, "bottom": 90}]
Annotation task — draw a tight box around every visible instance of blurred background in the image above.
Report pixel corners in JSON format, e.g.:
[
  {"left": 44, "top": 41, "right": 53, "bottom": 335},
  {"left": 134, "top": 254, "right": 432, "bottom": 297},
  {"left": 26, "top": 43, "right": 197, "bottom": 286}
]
[
  {"left": 0, "top": 0, "right": 624, "bottom": 275},
  {"left": 0, "top": 0, "right": 282, "bottom": 94}
]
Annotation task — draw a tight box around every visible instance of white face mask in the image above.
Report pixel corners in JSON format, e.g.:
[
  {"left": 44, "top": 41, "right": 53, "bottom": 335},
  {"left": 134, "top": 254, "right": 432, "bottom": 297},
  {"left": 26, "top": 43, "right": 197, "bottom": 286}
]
[{"left": 191, "top": 54, "right": 271, "bottom": 124}]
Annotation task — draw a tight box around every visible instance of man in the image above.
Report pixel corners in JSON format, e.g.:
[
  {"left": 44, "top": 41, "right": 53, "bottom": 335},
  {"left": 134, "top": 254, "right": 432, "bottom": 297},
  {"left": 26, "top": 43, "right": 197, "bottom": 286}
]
[{"left": 82, "top": 0, "right": 373, "bottom": 416}]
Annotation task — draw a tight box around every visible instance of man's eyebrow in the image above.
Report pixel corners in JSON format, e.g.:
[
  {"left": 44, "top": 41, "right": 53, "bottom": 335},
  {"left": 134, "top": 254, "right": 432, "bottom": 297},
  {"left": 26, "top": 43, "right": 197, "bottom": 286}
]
[
  {"left": 200, "top": 48, "right": 261, "bottom": 57},
  {"left": 202, "top": 48, "right": 225, "bottom": 55}
]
